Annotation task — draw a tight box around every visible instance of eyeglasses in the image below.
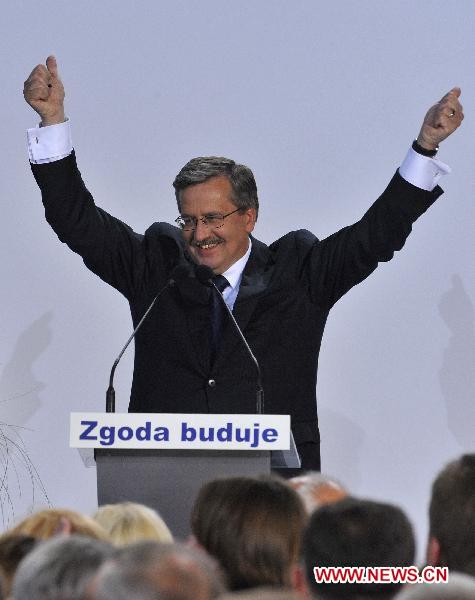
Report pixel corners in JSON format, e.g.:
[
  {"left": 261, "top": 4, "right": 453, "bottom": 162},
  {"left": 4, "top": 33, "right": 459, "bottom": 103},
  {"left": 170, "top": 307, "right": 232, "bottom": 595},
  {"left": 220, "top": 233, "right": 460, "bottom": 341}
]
[{"left": 175, "top": 207, "right": 241, "bottom": 231}]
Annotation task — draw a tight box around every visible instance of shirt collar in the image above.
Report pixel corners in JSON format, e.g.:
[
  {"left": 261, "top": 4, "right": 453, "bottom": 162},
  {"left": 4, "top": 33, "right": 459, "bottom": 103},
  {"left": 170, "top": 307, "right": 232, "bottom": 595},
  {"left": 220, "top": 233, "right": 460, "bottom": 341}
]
[{"left": 221, "top": 238, "right": 252, "bottom": 289}]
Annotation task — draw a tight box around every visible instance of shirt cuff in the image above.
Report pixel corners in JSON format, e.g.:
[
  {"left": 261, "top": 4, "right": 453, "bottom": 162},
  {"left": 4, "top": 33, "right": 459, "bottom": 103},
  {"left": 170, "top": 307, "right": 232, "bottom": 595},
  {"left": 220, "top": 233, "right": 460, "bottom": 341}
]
[
  {"left": 399, "top": 146, "right": 451, "bottom": 191},
  {"left": 27, "top": 119, "right": 73, "bottom": 164}
]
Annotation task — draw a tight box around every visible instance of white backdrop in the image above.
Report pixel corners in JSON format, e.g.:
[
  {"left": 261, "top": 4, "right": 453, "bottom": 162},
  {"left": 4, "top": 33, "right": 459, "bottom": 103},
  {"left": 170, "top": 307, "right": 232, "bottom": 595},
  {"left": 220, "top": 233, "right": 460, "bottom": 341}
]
[{"left": 1, "top": 1, "right": 474, "bottom": 558}]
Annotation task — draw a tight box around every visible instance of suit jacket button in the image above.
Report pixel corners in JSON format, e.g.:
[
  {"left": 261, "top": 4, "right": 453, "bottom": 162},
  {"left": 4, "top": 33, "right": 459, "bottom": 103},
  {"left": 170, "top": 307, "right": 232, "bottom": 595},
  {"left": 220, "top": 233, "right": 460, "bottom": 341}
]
[{"left": 208, "top": 379, "right": 216, "bottom": 388}]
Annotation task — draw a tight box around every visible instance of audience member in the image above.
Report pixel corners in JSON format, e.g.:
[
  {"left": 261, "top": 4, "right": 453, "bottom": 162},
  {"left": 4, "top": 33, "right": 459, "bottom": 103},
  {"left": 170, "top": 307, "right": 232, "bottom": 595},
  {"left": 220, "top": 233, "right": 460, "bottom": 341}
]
[
  {"left": 191, "top": 476, "right": 306, "bottom": 591},
  {"left": 218, "top": 588, "right": 302, "bottom": 600},
  {"left": 427, "top": 453, "right": 475, "bottom": 577},
  {"left": 6, "top": 454, "right": 472, "bottom": 599},
  {"left": 88, "top": 565, "right": 165, "bottom": 600},
  {"left": 12, "top": 534, "right": 113, "bottom": 600},
  {"left": 93, "top": 502, "right": 173, "bottom": 546},
  {"left": 302, "top": 497, "right": 415, "bottom": 599},
  {"left": 219, "top": 587, "right": 302, "bottom": 600},
  {"left": 90, "top": 541, "right": 225, "bottom": 600},
  {"left": 288, "top": 472, "right": 348, "bottom": 514},
  {"left": 0, "top": 534, "right": 37, "bottom": 599},
  {"left": 8, "top": 508, "right": 110, "bottom": 541},
  {"left": 396, "top": 572, "right": 475, "bottom": 599}
]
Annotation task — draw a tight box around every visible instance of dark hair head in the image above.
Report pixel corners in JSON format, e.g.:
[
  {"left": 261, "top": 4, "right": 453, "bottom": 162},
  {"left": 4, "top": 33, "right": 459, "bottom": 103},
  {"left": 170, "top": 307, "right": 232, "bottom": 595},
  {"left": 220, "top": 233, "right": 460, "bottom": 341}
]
[
  {"left": 0, "top": 534, "right": 38, "bottom": 598},
  {"left": 191, "top": 476, "right": 306, "bottom": 591},
  {"left": 302, "top": 497, "right": 415, "bottom": 598},
  {"left": 173, "top": 157, "right": 259, "bottom": 219},
  {"left": 429, "top": 453, "right": 475, "bottom": 576}
]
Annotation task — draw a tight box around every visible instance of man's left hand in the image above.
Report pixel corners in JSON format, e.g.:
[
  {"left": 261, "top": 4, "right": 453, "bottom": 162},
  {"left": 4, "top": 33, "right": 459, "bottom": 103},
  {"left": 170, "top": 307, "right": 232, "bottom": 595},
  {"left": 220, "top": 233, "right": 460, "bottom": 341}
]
[{"left": 417, "top": 87, "right": 464, "bottom": 151}]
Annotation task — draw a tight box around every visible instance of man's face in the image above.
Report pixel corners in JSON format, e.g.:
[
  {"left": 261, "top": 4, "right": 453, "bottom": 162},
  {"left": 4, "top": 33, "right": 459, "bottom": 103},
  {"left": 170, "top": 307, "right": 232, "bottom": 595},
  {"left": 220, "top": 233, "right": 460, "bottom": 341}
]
[{"left": 178, "top": 176, "right": 256, "bottom": 274}]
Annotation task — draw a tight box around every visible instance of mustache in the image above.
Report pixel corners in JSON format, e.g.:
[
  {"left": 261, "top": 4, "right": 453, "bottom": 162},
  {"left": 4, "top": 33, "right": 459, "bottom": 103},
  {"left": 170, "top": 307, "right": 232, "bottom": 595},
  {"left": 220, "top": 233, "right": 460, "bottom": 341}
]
[{"left": 191, "top": 237, "right": 223, "bottom": 248}]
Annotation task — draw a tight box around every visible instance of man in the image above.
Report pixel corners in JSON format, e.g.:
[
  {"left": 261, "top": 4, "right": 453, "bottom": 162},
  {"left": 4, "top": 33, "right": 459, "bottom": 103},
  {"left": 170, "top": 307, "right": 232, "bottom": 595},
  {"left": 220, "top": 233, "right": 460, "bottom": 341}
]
[
  {"left": 0, "top": 534, "right": 38, "bottom": 599},
  {"left": 426, "top": 453, "right": 475, "bottom": 577},
  {"left": 12, "top": 535, "right": 114, "bottom": 600},
  {"left": 397, "top": 573, "right": 475, "bottom": 600},
  {"left": 23, "top": 56, "right": 463, "bottom": 471},
  {"left": 219, "top": 590, "right": 301, "bottom": 600},
  {"left": 288, "top": 472, "right": 348, "bottom": 514},
  {"left": 89, "top": 541, "right": 226, "bottom": 600},
  {"left": 301, "top": 497, "right": 415, "bottom": 599}
]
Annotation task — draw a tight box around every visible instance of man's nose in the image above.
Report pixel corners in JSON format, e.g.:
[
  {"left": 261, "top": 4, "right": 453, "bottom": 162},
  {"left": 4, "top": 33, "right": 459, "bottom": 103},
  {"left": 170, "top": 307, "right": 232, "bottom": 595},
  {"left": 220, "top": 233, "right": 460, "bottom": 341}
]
[{"left": 193, "top": 218, "right": 210, "bottom": 241}]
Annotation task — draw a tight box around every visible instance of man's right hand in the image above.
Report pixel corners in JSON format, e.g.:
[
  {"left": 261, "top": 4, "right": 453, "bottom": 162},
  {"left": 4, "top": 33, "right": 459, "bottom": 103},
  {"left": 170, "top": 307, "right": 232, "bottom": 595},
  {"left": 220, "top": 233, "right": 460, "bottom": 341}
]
[{"left": 23, "top": 55, "right": 65, "bottom": 126}]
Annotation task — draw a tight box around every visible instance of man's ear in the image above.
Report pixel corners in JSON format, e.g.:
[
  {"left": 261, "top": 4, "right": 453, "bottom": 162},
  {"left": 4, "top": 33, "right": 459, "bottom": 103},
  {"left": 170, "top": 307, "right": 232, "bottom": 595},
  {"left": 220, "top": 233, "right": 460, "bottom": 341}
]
[
  {"left": 426, "top": 536, "right": 441, "bottom": 566},
  {"left": 244, "top": 208, "right": 257, "bottom": 233},
  {"left": 290, "top": 563, "right": 311, "bottom": 598},
  {"left": 53, "top": 516, "right": 73, "bottom": 536}
]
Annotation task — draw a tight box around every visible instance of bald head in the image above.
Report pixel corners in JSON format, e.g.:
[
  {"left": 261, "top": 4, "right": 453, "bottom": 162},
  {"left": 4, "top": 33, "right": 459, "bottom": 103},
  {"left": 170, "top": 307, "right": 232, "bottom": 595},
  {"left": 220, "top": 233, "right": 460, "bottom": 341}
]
[{"left": 288, "top": 472, "right": 347, "bottom": 514}]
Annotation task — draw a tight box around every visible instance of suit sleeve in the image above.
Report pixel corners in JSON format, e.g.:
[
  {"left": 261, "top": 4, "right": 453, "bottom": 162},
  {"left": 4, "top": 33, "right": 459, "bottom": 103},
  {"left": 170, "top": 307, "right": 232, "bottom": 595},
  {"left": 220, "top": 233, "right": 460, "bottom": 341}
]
[
  {"left": 302, "top": 170, "right": 443, "bottom": 309},
  {"left": 31, "top": 151, "right": 149, "bottom": 299}
]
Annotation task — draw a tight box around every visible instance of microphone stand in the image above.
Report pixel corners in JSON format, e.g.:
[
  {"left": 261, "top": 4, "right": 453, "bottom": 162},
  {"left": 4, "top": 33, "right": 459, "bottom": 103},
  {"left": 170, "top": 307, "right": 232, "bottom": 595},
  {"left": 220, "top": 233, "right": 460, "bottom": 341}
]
[
  {"left": 196, "top": 265, "right": 264, "bottom": 414},
  {"left": 106, "top": 264, "right": 191, "bottom": 412}
]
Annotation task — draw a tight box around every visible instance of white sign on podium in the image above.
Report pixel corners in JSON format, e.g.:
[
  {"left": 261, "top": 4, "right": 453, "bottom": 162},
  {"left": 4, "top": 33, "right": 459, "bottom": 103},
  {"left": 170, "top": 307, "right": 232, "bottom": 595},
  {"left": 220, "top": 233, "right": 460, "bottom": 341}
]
[{"left": 70, "top": 413, "right": 291, "bottom": 451}]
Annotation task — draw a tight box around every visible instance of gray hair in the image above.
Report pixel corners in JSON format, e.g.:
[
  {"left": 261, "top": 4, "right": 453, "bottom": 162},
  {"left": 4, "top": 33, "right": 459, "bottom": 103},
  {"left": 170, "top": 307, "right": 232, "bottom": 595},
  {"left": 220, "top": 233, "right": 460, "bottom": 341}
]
[
  {"left": 92, "top": 541, "right": 226, "bottom": 600},
  {"left": 396, "top": 572, "right": 475, "bottom": 599},
  {"left": 173, "top": 157, "right": 259, "bottom": 218},
  {"left": 12, "top": 535, "right": 113, "bottom": 600},
  {"left": 219, "top": 588, "right": 301, "bottom": 600},
  {"left": 91, "top": 565, "right": 165, "bottom": 600}
]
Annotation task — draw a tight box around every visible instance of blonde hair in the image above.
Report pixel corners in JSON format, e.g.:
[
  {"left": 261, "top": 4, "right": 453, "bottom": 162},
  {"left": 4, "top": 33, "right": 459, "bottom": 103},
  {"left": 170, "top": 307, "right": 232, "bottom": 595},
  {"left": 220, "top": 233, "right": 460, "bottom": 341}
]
[
  {"left": 93, "top": 502, "right": 173, "bottom": 547},
  {"left": 8, "top": 508, "right": 110, "bottom": 541}
]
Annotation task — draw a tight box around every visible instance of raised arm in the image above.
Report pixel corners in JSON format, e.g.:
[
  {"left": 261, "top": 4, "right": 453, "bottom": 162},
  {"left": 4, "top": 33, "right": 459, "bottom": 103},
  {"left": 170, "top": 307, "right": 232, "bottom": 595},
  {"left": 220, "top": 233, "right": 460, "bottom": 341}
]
[
  {"left": 303, "top": 88, "right": 464, "bottom": 309},
  {"left": 22, "top": 57, "right": 158, "bottom": 300}
]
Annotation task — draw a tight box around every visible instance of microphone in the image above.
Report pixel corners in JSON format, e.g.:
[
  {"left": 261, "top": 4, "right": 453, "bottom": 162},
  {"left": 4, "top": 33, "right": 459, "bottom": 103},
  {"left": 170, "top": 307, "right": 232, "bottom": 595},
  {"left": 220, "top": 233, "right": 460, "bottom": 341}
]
[
  {"left": 195, "top": 265, "right": 264, "bottom": 414},
  {"left": 105, "top": 263, "right": 192, "bottom": 413}
]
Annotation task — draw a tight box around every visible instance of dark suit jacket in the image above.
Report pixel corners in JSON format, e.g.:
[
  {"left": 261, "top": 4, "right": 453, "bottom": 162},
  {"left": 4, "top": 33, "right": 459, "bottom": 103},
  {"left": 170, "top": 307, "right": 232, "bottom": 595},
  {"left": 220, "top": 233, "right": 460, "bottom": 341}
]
[{"left": 31, "top": 152, "right": 442, "bottom": 470}]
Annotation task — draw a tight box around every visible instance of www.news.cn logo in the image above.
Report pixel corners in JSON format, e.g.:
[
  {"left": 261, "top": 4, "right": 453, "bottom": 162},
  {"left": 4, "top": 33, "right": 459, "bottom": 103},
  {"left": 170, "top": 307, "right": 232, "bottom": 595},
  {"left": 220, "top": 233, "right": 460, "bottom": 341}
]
[{"left": 313, "top": 566, "right": 449, "bottom": 585}]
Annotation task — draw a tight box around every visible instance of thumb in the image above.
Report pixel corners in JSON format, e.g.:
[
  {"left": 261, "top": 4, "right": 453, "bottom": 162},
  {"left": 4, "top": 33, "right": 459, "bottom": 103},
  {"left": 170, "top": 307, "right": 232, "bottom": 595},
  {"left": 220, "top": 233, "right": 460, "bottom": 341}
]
[
  {"left": 447, "top": 86, "right": 461, "bottom": 99},
  {"left": 46, "top": 55, "right": 59, "bottom": 79}
]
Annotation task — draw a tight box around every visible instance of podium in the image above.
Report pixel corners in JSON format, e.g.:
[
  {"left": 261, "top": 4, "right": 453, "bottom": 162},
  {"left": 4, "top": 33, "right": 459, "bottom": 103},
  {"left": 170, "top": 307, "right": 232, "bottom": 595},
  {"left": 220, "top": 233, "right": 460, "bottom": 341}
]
[
  {"left": 96, "top": 449, "right": 270, "bottom": 539},
  {"left": 72, "top": 413, "right": 299, "bottom": 540}
]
